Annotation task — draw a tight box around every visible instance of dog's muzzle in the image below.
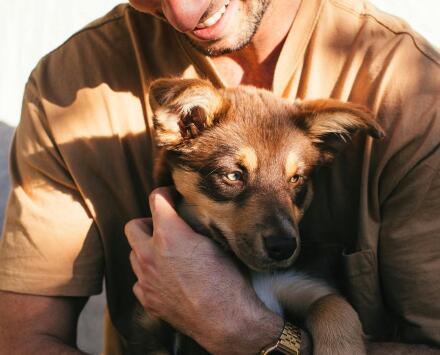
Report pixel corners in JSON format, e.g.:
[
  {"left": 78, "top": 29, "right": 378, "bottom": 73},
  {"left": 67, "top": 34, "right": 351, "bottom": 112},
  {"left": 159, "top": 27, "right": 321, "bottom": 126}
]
[{"left": 263, "top": 236, "right": 297, "bottom": 261}]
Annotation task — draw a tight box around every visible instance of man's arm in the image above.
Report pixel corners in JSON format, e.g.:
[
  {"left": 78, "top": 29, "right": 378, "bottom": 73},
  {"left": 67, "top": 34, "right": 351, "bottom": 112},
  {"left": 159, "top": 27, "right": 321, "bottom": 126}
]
[
  {"left": 0, "top": 72, "right": 104, "bottom": 354},
  {"left": 0, "top": 291, "right": 87, "bottom": 354},
  {"left": 125, "top": 187, "right": 312, "bottom": 355},
  {"left": 126, "top": 182, "right": 440, "bottom": 354}
]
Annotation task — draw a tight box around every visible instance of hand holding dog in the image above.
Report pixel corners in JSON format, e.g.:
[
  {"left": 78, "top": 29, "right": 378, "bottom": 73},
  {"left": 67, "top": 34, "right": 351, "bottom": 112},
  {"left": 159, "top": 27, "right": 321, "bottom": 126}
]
[{"left": 125, "top": 187, "right": 293, "bottom": 355}]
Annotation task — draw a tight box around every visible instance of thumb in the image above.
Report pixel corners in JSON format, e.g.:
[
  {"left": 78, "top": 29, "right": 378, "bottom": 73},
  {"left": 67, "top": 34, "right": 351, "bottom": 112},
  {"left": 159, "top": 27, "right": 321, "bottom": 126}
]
[{"left": 149, "top": 186, "right": 193, "bottom": 234}]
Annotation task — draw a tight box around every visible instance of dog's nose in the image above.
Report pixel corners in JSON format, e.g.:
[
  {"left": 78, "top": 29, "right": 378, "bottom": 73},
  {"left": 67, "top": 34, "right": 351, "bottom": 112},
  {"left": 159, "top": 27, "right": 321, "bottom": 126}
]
[{"left": 263, "top": 236, "right": 297, "bottom": 261}]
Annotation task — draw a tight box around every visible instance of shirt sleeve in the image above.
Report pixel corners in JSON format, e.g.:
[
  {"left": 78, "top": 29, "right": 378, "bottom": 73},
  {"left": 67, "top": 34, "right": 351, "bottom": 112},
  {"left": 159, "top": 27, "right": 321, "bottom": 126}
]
[
  {"left": 0, "top": 75, "right": 104, "bottom": 297},
  {"left": 379, "top": 118, "right": 440, "bottom": 344}
]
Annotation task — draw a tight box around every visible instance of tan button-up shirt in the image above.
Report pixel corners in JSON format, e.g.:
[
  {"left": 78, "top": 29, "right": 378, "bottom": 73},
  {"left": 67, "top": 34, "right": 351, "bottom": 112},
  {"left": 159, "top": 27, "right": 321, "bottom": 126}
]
[{"left": 1, "top": 0, "right": 439, "bottom": 351}]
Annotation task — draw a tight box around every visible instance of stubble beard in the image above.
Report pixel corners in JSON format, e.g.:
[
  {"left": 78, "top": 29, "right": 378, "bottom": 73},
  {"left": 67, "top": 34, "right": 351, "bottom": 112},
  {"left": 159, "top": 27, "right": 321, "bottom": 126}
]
[{"left": 184, "top": 0, "right": 271, "bottom": 57}]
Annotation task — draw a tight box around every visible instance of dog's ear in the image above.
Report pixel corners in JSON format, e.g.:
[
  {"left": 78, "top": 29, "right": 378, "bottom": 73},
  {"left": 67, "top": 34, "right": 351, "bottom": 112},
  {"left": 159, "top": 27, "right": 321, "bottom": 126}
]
[
  {"left": 149, "top": 78, "right": 226, "bottom": 148},
  {"left": 294, "top": 99, "right": 384, "bottom": 164}
]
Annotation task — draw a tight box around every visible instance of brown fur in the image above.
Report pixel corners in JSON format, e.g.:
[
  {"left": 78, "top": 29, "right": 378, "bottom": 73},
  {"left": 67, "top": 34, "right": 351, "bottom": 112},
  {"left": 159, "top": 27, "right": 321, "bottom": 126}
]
[
  {"left": 306, "top": 295, "right": 366, "bottom": 354},
  {"left": 238, "top": 146, "right": 258, "bottom": 173},
  {"left": 130, "top": 78, "right": 384, "bottom": 354}
]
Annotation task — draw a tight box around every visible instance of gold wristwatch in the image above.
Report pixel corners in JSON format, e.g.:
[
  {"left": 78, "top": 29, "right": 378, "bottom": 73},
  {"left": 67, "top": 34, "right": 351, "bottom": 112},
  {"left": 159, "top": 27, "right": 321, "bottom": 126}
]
[{"left": 259, "top": 322, "right": 302, "bottom": 355}]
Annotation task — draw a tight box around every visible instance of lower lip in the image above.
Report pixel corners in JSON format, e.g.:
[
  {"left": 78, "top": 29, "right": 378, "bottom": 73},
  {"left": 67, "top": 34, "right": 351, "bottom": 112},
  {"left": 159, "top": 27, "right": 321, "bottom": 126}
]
[{"left": 191, "top": 0, "right": 237, "bottom": 41}]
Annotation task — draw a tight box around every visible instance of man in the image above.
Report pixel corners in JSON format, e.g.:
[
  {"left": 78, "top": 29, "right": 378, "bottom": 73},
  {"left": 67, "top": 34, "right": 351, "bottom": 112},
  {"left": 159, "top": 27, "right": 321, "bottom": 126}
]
[{"left": 0, "top": 0, "right": 439, "bottom": 353}]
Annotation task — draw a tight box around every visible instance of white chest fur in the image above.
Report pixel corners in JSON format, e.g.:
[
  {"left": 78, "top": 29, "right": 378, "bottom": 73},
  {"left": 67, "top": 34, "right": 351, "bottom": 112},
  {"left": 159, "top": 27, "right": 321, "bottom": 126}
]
[{"left": 251, "top": 271, "right": 334, "bottom": 320}]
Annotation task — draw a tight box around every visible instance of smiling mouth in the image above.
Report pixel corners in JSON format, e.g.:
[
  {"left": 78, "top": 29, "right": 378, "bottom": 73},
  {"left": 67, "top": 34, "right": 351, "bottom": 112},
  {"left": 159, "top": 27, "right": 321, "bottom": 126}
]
[{"left": 196, "top": 0, "right": 230, "bottom": 29}]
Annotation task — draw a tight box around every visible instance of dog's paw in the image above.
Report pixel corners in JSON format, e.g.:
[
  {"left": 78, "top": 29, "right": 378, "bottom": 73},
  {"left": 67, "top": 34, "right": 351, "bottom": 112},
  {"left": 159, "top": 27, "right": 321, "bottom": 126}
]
[{"left": 306, "top": 294, "right": 366, "bottom": 355}]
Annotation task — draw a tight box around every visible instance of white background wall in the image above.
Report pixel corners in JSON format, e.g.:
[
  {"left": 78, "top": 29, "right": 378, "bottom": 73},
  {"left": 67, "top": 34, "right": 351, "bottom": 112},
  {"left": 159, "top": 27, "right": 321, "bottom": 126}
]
[
  {"left": 0, "top": 0, "right": 439, "bottom": 126},
  {"left": 0, "top": 0, "right": 124, "bottom": 127}
]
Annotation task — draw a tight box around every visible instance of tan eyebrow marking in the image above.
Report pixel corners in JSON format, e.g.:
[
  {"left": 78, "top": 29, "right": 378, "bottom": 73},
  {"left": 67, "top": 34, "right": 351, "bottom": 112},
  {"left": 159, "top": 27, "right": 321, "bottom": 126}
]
[
  {"left": 286, "top": 151, "right": 299, "bottom": 178},
  {"left": 238, "top": 146, "right": 258, "bottom": 173}
]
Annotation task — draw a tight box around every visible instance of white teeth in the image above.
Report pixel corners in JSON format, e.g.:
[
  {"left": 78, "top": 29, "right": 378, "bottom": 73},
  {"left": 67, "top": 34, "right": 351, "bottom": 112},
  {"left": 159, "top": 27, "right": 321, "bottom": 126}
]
[{"left": 196, "top": 3, "right": 228, "bottom": 29}]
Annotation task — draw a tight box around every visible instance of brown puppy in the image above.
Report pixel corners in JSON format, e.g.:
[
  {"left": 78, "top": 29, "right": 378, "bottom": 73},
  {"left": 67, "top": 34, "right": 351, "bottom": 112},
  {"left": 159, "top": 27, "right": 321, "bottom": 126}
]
[{"left": 131, "top": 78, "right": 384, "bottom": 354}]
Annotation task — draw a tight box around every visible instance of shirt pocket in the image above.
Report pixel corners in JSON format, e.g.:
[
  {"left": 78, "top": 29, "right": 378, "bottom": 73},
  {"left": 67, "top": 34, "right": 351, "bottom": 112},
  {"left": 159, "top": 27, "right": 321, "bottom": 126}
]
[{"left": 342, "top": 249, "right": 396, "bottom": 340}]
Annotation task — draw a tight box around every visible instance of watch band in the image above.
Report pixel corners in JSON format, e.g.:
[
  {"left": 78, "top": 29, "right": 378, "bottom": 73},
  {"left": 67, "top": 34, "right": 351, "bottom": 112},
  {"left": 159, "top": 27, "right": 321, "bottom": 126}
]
[{"left": 259, "top": 322, "right": 302, "bottom": 355}]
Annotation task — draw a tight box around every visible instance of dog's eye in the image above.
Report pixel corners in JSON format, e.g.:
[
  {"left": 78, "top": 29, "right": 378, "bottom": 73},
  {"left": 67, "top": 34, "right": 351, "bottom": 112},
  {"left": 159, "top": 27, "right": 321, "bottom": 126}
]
[
  {"left": 290, "top": 174, "right": 304, "bottom": 184},
  {"left": 225, "top": 171, "right": 243, "bottom": 182}
]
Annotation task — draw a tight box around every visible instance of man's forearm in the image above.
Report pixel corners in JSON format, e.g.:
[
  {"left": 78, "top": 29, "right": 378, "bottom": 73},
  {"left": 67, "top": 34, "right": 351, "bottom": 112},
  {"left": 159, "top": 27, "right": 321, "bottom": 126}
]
[
  {"left": 196, "top": 303, "right": 312, "bottom": 355},
  {"left": 2, "top": 334, "right": 86, "bottom": 355},
  {"left": 0, "top": 291, "right": 88, "bottom": 355}
]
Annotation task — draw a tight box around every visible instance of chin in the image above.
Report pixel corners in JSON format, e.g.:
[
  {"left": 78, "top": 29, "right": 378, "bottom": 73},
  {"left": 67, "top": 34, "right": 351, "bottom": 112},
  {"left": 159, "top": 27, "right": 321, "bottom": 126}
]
[
  {"left": 184, "top": 33, "right": 250, "bottom": 57},
  {"left": 184, "top": 15, "right": 261, "bottom": 57}
]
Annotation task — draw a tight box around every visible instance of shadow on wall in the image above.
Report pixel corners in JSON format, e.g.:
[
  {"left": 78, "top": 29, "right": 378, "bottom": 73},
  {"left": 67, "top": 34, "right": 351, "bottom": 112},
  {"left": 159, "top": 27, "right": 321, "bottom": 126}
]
[
  {"left": 0, "top": 120, "right": 105, "bottom": 354},
  {"left": 0, "top": 121, "right": 14, "bottom": 229}
]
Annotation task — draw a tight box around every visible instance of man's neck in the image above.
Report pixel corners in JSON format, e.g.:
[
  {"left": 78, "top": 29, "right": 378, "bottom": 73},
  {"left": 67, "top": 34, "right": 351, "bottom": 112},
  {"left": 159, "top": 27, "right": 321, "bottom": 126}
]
[{"left": 211, "top": 0, "right": 301, "bottom": 89}]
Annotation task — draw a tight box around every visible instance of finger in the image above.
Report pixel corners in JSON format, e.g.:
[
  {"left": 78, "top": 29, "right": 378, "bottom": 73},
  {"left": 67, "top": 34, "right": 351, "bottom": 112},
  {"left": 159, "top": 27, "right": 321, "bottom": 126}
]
[
  {"left": 126, "top": 217, "right": 153, "bottom": 235},
  {"left": 130, "top": 246, "right": 158, "bottom": 279},
  {"left": 133, "top": 283, "right": 160, "bottom": 317},
  {"left": 150, "top": 186, "right": 178, "bottom": 208},
  {"left": 130, "top": 251, "right": 159, "bottom": 295},
  {"left": 124, "top": 217, "right": 153, "bottom": 250},
  {"left": 133, "top": 282, "right": 146, "bottom": 308},
  {"left": 149, "top": 187, "right": 192, "bottom": 233},
  {"left": 130, "top": 250, "right": 148, "bottom": 280}
]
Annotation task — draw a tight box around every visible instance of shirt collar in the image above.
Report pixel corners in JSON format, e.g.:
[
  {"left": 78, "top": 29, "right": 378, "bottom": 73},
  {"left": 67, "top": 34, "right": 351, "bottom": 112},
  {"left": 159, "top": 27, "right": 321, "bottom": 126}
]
[{"left": 174, "top": 0, "right": 325, "bottom": 96}]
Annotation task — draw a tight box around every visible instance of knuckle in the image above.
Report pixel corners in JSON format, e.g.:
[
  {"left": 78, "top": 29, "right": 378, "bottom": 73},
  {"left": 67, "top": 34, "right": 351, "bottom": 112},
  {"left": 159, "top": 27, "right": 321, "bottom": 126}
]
[
  {"left": 129, "top": 251, "right": 140, "bottom": 271},
  {"left": 133, "top": 284, "right": 156, "bottom": 314},
  {"left": 129, "top": 251, "right": 137, "bottom": 270},
  {"left": 137, "top": 250, "right": 152, "bottom": 267},
  {"left": 152, "top": 186, "right": 167, "bottom": 196},
  {"left": 124, "top": 220, "right": 134, "bottom": 237},
  {"left": 133, "top": 283, "right": 145, "bottom": 304},
  {"left": 149, "top": 186, "right": 171, "bottom": 210},
  {"left": 124, "top": 218, "right": 143, "bottom": 237},
  {"left": 130, "top": 249, "right": 153, "bottom": 275},
  {"left": 148, "top": 188, "right": 160, "bottom": 208}
]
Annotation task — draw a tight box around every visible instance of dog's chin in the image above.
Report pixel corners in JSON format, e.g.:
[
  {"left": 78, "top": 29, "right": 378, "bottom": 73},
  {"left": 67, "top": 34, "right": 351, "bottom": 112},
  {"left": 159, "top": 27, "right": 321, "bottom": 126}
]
[
  {"left": 237, "top": 252, "right": 297, "bottom": 272},
  {"left": 233, "top": 235, "right": 301, "bottom": 272}
]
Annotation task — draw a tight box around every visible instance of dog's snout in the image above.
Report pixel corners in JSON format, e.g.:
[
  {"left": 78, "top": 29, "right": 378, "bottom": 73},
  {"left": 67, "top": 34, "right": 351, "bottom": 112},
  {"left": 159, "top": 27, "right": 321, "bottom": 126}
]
[{"left": 263, "top": 236, "right": 297, "bottom": 261}]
